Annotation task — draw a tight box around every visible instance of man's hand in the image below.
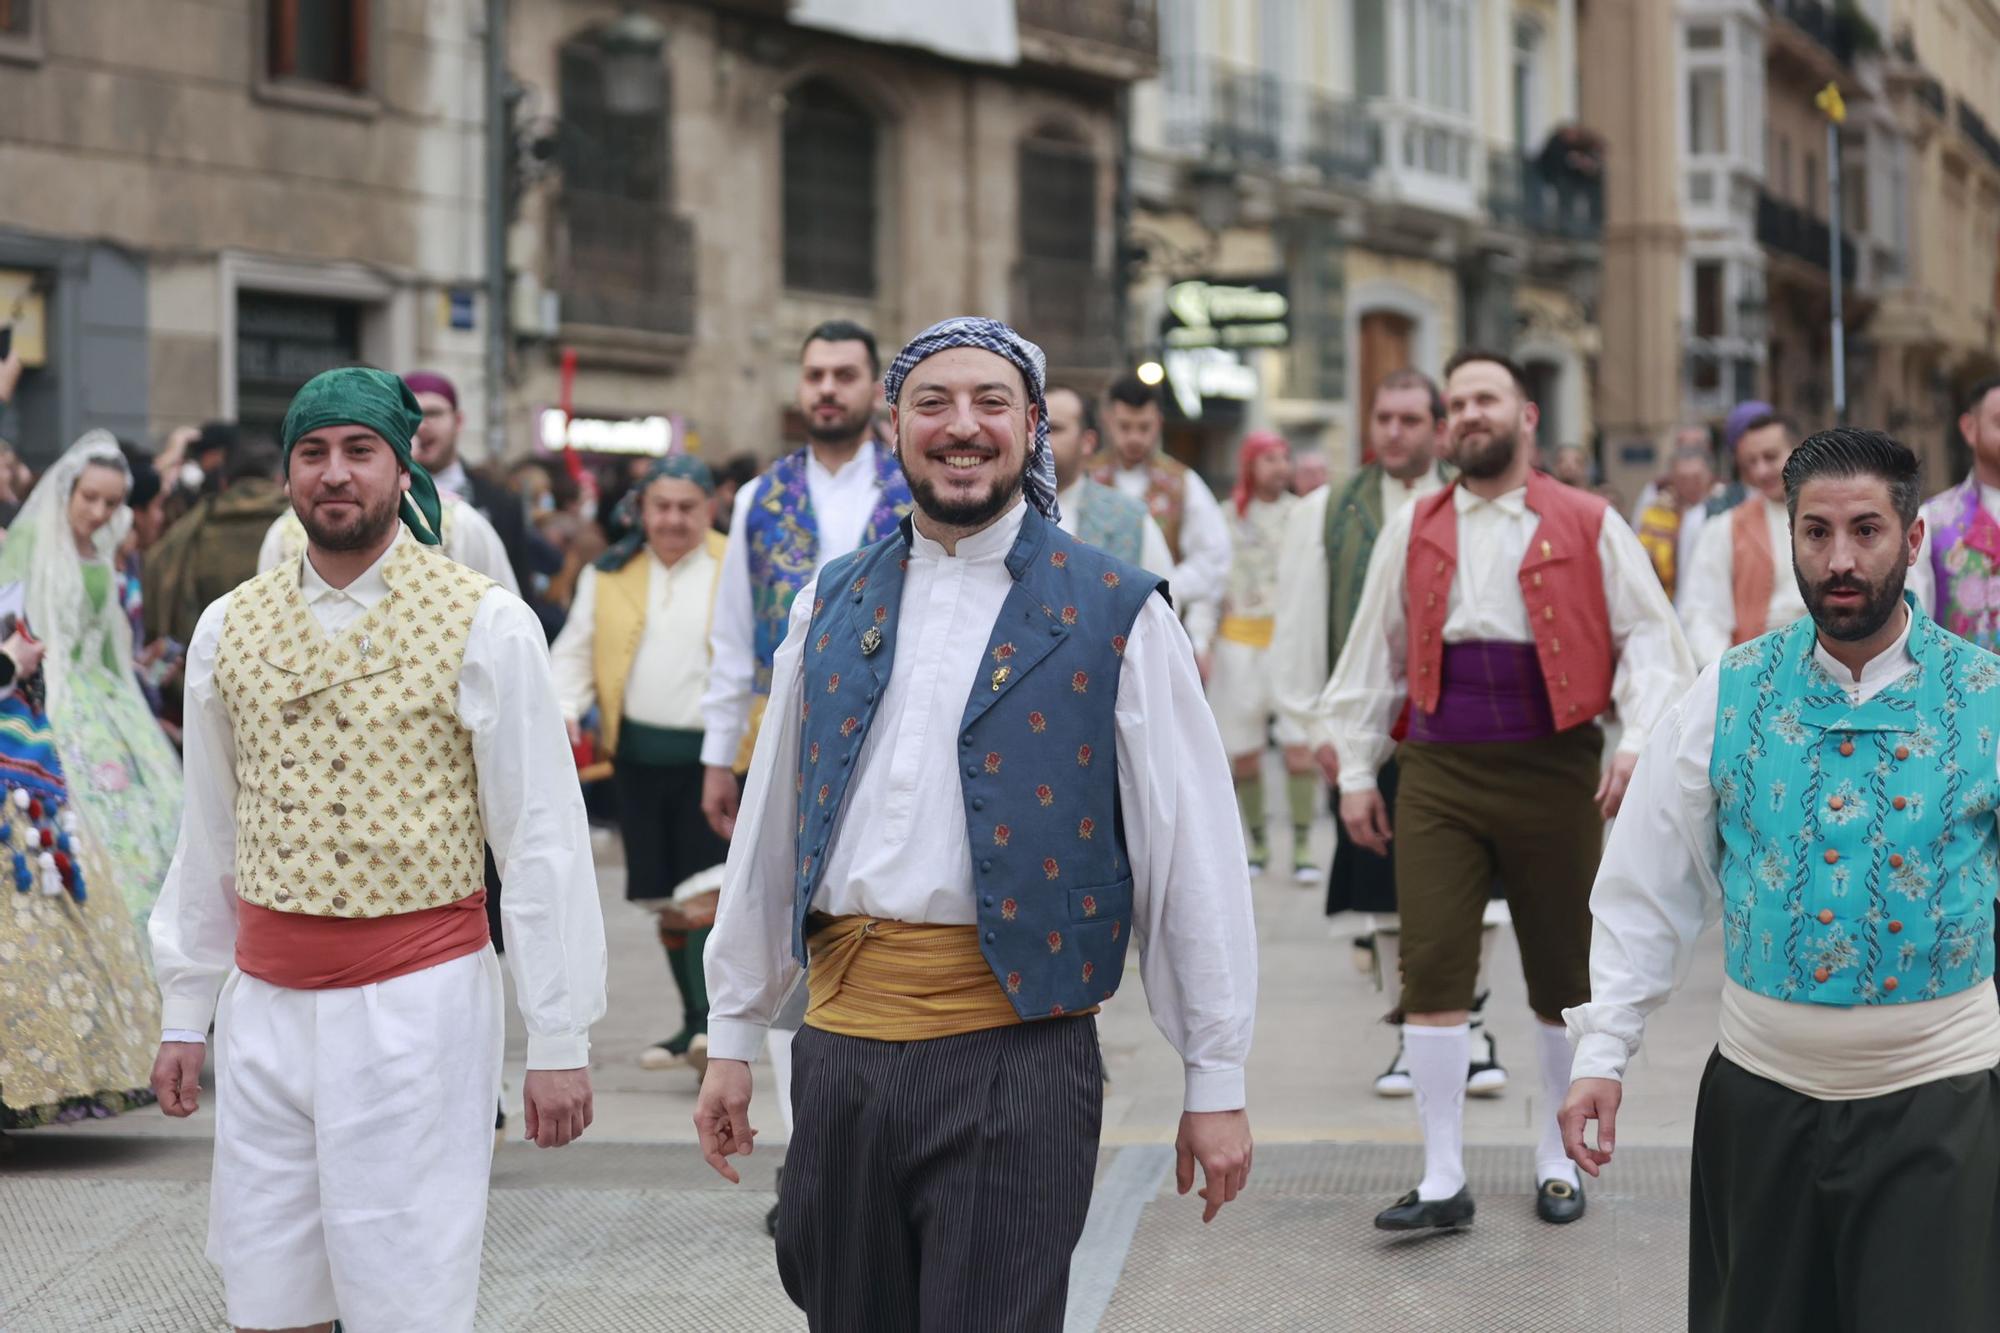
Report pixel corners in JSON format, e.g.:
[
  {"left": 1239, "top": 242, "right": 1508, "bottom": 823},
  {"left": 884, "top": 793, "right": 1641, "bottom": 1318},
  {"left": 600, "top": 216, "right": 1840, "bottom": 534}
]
[
  {"left": 1595, "top": 751, "right": 1640, "bottom": 820},
  {"left": 522, "top": 1067, "right": 594, "bottom": 1148},
  {"left": 1176, "top": 1109, "right": 1253, "bottom": 1224},
  {"left": 694, "top": 1058, "right": 757, "bottom": 1183},
  {"left": 1560, "top": 1076, "right": 1622, "bottom": 1178},
  {"left": 701, "top": 765, "right": 741, "bottom": 841},
  {"left": 151, "top": 1042, "right": 205, "bottom": 1117},
  {"left": 1339, "top": 789, "right": 1391, "bottom": 855},
  {"left": 1313, "top": 743, "right": 1340, "bottom": 787},
  {"left": 565, "top": 718, "right": 584, "bottom": 749},
  {"left": 3, "top": 629, "right": 43, "bottom": 681}
]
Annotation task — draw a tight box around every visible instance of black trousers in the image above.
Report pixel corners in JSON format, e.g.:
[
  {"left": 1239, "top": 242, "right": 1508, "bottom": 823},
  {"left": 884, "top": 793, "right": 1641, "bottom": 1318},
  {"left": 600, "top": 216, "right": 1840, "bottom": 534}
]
[
  {"left": 611, "top": 757, "right": 727, "bottom": 903},
  {"left": 777, "top": 1019, "right": 1103, "bottom": 1332},
  {"left": 1690, "top": 1048, "right": 2000, "bottom": 1332}
]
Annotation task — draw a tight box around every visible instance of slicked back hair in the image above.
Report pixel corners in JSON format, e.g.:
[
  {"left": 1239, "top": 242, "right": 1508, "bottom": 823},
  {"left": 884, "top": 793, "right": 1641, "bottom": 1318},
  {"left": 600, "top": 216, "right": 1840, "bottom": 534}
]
[
  {"left": 1375, "top": 368, "right": 1446, "bottom": 422},
  {"left": 1442, "top": 348, "right": 1532, "bottom": 398},
  {"left": 1781, "top": 427, "right": 1922, "bottom": 528}
]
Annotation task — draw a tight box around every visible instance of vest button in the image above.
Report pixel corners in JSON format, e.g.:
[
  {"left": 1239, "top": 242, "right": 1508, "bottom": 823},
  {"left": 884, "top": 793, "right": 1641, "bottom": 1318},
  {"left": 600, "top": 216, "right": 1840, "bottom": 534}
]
[
  {"left": 966, "top": 766, "right": 979, "bottom": 778},
  {"left": 980, "top": 859, "right": 993, "bottom": 873},
  {"left": 283, "top": 711, "right": 300, "bottom": 726},
  {"left": 973, "top": 797, "right": 987, "bottom": 811},
  {"left": 332, "top": 895, "right": 348, "bottom": 910},
  {"left": 335, "top": 851, "right": 351, "bottom": 866},
  {"left": 1823, "top": 849, "right": 1839, "bottom": 864},
  {"left": 962, "top": 735, "right": 973, "bottom": 747},
  {"left": 983, "top": 895, "right": 994, "bottom": 907},
  {"left": 1888, "top": 854, "right": 1904, "bottom": 868},
  {"left": 332, "top": 758, "right": 347, "bottom": 772},
  {"left": 281, "top": 752, "right": 296, "bottom": 768},
  {"left": 1828, "top": 796, "right": 1844, "bottom": 811},
  {"left": 1893, "top": 796, "right": 1907, "bottom": 810},
  {"left": 1817, "top": 909, "right": 1835, "bottom": 924},
  {"left": 331, "top": 802, "right": 346, "bottom": 816},
  {"left": 1813, "top": 966, "right": 1830, "bottom": 983},
  {"left": 280, "top": 800, "right": 295, "bottom": 814},
  {"left": 1838, "top": 740, "right": 1854, "bottom": 756},
  {"left": 984, "top": 931, "right": 996, "bottom": 944},
  {"left": 1894, "top": 745, "right": 1910, "bottom": 761},
  {"left": 336, "top": 714, "right": 351, "bottom": 728},
  {"left": 1888, "top": 920, "right": 1903, "bottom": 933},
  {"left": 1884, "top": 977, "right": 1899, "bottom": 992}
]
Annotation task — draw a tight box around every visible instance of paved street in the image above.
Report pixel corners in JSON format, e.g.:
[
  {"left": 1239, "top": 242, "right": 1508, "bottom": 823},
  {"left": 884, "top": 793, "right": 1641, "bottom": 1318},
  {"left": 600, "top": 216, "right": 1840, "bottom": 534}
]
[{"left": 2, "top": 811, "right": 1724, "bottom": 1331}]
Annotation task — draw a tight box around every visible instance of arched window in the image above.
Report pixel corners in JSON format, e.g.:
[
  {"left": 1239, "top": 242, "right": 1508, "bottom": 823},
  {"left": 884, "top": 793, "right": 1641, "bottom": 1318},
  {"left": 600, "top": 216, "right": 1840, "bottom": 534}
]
[
  {"left": 783, "top": 81, "right": 880, "bottom": 298},
  {"left": 1019, "top": 129, "right": 1097, "bottom": 265}
]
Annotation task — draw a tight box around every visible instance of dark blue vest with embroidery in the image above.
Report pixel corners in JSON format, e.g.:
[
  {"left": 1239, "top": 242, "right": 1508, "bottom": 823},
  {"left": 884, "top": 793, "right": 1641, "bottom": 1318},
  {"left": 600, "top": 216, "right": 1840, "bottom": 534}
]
[
  {"left": 790, "top": 507, "right": 1163, "bottom": 1020},
  {"left": 1712, "top": 597, "right": 2000, "bottom": 1005}
]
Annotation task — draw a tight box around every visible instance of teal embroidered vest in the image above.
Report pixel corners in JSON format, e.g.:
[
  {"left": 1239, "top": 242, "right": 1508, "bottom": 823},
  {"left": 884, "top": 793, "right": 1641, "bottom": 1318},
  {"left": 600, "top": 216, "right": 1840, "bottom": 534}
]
[
  {"left": 743, "top": 445, "right": 913, "bottom": 695},
  {"left": 1712, "top": 598, "right": 2000, "bottom": 1005},
  {"left": 789, "top": 508, "right": 1163, "bottom": 1020},
  {"left": 1074, "top": 480, "right": 1147, "bottom": 566}
]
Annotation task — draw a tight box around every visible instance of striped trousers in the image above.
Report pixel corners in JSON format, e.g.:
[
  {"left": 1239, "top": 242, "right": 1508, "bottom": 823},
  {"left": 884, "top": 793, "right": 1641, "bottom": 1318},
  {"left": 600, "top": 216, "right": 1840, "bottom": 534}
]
[{"left": 776, "top": 1017, "right": 1103, "bottom": 1331}]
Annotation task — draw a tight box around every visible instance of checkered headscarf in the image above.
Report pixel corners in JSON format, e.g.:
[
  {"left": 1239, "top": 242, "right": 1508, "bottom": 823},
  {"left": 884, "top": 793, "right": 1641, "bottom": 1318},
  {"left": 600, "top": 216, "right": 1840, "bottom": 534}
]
[{"left": 883, "top": 316, "right": 1059, "bottom": 522}]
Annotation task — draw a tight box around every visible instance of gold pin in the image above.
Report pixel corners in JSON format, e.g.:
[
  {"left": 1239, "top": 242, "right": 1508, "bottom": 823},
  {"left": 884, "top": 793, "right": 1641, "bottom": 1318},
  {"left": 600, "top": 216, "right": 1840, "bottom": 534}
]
[
  {"left": 991, "top": 665, "right": 1012, "bottom": 691},
  {"left": 861, "top": 627, "right": 883, "bottom": 656}
]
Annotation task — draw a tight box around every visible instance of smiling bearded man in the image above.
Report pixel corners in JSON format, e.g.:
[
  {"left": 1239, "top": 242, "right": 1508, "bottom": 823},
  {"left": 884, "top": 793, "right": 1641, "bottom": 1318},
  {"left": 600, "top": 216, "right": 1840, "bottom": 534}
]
[{"left": 696, "top": 317, "right": 1258, "bottom": 1331}]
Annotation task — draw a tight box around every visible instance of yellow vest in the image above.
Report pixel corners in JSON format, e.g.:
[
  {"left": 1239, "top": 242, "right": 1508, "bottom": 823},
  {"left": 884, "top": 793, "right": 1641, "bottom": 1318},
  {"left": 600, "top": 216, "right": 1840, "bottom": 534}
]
[
  {"left": 215, "top": 540, "right": 493, "bottom": 918},
  {"left": 591, "top": 531, "right": 727, "bottom": 758}
]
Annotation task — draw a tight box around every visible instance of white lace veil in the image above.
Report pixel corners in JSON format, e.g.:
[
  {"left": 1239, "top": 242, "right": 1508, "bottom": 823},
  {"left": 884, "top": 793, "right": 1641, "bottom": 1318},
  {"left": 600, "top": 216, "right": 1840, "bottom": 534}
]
[{"left": 0, "top": 430, "right": 134, "bottom": 722}]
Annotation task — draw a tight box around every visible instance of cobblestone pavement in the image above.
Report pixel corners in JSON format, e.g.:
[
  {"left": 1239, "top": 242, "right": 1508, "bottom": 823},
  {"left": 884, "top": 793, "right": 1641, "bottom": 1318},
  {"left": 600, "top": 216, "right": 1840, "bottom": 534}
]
[{"left": 3, "top": 813, "right": 1721, "bottom": 1331}]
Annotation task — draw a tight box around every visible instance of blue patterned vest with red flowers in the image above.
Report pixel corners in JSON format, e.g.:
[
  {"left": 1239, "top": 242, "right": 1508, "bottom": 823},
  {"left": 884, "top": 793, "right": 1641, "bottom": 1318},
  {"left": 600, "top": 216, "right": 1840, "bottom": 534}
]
[
  {"left": 790, "top": 506, "right": 1163, "bottom": 1021},
  {"left": 1712, "top": 595, "right": 2000, "bottom": 1006}
]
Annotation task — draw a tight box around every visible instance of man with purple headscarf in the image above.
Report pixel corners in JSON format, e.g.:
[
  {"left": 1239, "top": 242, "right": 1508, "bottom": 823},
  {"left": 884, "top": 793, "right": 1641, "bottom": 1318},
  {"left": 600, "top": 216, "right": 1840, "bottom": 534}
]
[
  {"left": 696, "top": 317, "right": 1257, "bottom": 1330},
  {"left": 404, "top": 371, "right": 534, "bottom": 593}
]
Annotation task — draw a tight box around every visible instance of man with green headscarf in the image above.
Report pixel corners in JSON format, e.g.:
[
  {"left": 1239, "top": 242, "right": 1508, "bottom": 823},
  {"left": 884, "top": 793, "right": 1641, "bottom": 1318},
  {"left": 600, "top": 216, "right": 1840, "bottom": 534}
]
[{"left": 148, "top": 367, "right": 608, "bottom": 1333}]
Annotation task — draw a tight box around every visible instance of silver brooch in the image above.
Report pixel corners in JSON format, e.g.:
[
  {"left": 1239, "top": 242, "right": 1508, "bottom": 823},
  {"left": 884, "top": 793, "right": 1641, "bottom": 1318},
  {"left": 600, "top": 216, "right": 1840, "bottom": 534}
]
[{"left": 860, "top": 627, "right": 882, "bottom": 656}]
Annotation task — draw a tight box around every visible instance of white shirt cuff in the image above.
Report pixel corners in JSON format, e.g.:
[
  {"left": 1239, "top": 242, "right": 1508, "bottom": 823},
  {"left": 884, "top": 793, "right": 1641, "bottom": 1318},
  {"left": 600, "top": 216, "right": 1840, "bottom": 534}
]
[
  {"left": 1336, "top": 771, "right": 1379, "bottom": 794},
  {"left": 699, "top": 731, "right": 742, "bottom": 770},
  {"left": 525, "top": 1032, "right": 591, "bottom": 1070},
  {"left": 705, "top": 1017, "right": 769, "bottom": 1064},
  {"left": 160, "top": 1028, "right": 208, "bottom": 1045},
  {"left": 1184, "top": 1064, "right": 1246, "bottom": 1114},
  {"left": 1567, "top": 1031, "right": 1630, "bottom": 1084},
  {"left": 161, "top": 998, "right": 220, "bottom": 1035}
]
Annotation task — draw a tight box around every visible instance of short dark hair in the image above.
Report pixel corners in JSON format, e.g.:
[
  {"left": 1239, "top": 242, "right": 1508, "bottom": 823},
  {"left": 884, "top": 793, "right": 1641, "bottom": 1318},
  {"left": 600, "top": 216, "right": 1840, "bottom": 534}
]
[
  {"left": 1106, "top": 373, "right": 1159, "bottom": 411},
  {"left": 717, "top": 452, "right": 763, "bottom": 488},
  {"left": 1373, "top": 368, "right": 1446, "bottom": 422},
  {"left": 1963, "top": 375, "right": 2000, "bottom": 418},
  {"left": 226, "top": 440, "right": 283, "bottom": 485},
  {"left": 801, "top": 320, "right": 880, "bottom": 377},
  {"left": 1781, "top": 427, "right": 1922, "bottom": 528},
  {"left": 1441, "top": 348, "right": 1531, "bottom": 398},
  {"left": 1046, "top": 384, "right": 1098, "bottom": 437}
]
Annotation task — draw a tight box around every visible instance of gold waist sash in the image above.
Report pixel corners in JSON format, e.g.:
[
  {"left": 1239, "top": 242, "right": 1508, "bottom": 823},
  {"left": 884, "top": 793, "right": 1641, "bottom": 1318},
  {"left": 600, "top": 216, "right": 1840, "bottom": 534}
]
[
  {"left": 1219, "top": 614, "right": 1275, "bottom": 648},
  {"left": 805, "top": 914, "right": 1095, "bottom": 1041}
]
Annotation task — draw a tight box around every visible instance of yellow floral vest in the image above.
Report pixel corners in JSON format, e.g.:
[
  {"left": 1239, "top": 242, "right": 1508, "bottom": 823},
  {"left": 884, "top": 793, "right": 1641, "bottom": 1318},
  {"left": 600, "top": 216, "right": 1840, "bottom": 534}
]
[{"left": 215, "top": 540, "right": 493, "bottom": 918}]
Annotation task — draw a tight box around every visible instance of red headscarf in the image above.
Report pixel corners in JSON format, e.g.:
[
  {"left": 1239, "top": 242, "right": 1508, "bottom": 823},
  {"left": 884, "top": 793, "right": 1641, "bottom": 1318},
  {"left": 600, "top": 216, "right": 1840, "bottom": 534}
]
[{"left": 1232, "top": 431, "right": 1291, "bottom": 518}]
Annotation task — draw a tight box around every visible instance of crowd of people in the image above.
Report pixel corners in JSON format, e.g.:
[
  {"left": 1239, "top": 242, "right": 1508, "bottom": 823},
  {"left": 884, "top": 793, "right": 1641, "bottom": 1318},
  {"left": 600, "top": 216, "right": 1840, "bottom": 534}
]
[{"left": 2, "top": 310, "right": 1999, "bottom": 1329}]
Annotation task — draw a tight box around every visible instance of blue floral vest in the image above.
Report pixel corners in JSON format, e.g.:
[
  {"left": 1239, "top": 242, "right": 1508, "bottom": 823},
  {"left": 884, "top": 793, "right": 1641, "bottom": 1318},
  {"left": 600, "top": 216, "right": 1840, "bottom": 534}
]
[
  {"left": 789, "top": 507, "right": 1162, "bottom": 1020},
  {"left": 1074, "top": 480, "right": 1147, "bottom": 566},
  {"left": 743, "top": 445, "right": 913, "bottom": 695},
  {"left": 1712, "top": 598, "right": 2000, "bottom": 1005}
]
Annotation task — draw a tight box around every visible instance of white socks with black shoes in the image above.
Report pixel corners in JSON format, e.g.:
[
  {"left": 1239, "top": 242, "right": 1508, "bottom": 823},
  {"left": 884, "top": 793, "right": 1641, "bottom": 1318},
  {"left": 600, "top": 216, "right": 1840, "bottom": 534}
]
[
  {"left": 1535, "top": 1020, "right": 1581, "bottom": 1190},
  {"left": 1404, "top": 1022, "right": 1470, "bottom": 1200}
]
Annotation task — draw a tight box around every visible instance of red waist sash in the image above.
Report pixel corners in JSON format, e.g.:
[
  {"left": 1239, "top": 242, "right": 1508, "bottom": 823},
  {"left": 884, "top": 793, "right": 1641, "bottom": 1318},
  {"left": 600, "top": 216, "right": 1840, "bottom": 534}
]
[{"left": 235, "top": 889, "right": 491, "bottom": 990}]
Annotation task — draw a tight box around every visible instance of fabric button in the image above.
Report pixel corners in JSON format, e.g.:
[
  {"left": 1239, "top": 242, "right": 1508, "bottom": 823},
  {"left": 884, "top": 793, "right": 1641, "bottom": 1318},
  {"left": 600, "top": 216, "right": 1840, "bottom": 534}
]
[
  {"left": 1888, "top": 920, "right": 1904, "bottom": 934},
  {"left": 973, "top": 797, "right": 987, "bottom": 811},
  {"left": 280, "top": 800, "right": 295, "bottom": 814},
  {"left": 983, "top": 895, "right": 994, "bottom": 908},
  {"left": 966, "top": 765, "right": 979, "bottom": 778},
  {"left": 1813, "top": 966, "right": 1830, "bottom": 983},
  {"left": 331, "top": 758, "right": 347, "bottom": 772},
  {"left": 962, "top": 735, "right": 973, "bottom": 748},
  {"left": 283, "top": 710, "right": 300, "bottom": 725},
  {"left": 1894, "top": 745, "right": 1910, "bottom": 760},
  {"left": 1888, "top": 853, "right": 1905, "bottom": 869},
  {"left": 984, "top": 931, "right": 996, "bottom": 944},
  {"left": 1838, "top": 740, "right": 1854, "bottom": 757},
  {"left": 1828, "top": 795, "right": 1844, "bottom": 811},
  {"left": 1884, "top": 977, "right": 1899, "bottom": 992},
  {"left": 1823, "top": 849, "right": 1839, "bottom": 864},
  {"left": 335, "top": 851, "right": 351, "bottom": 866},
  {"left": 331, "top": 802, "right": 346, "bottom": 816},
  {"left": 979, "top": 859, "right": 993, "bottom": 873},
  {"left": 281, "top": 752, "right": 296, "bottom": 769},
  {"left": 332, "top": 896, "right": 348, "bottom": 911},
  {"left": 1817, "top": 909, "right": 1835, "bottom": 924},
  {"left": 1893, "top": 796, "right": 1908, "bottom": 810}
]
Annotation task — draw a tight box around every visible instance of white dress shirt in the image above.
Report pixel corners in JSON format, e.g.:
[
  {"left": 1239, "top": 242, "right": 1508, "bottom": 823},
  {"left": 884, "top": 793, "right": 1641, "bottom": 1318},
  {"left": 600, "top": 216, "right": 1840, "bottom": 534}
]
[
  {"left": 1679, "top": 497, "right": 1806, "bottom": 669},
  {"left": 1055, "top": 479, "right": 1176, "bottom": 580},
  {"left": 1319, "top": 483, "right": 1695, "bottom": 792},
  {"left": 700, "top": 442, "right": 890, "bottom": 769},
  {"left": 1271, "top": 471, "right": 1447, "bottom": 752},
  {"left": 1106, "top": 460, "right": 1233, "bottom": 650},
  {"left": 551, "top": 544, "right": 718, "bottom": 732},
  {"left": 150, "top": 530, "right": 608, "bottom": 1069},
  {"left": 431, "top": 458, "right": 472, "bottom": 502},
  {"left": 1566, "top": 608, "right": 2000, "bottom": 1099},
  {"left": 702, "top": 500, "right": 1259, "bottom": 1111},
  {"left": 256, "top": 496, "right": 521, "bottom": 597}
]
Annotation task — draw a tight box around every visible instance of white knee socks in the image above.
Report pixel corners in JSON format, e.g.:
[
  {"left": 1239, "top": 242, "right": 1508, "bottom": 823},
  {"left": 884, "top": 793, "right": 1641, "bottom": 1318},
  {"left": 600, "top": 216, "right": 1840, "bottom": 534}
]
[
  {"left": 1535, "top": 1021, "right": 1580, "bottom": 1189},
  {"left": 1404, "top": 1023, "right": 1469, "bottom": 1200}
]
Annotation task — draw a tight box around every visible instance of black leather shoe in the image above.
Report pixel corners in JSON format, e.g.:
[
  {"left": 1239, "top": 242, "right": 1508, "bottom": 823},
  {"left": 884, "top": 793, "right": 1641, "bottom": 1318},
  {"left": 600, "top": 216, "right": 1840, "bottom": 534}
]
[
  {"left": 1374, "top": 1187, "right": 1475, "bottom": 1231},
  {"left": 1536, "top": 1177, "right": 1585, "bottom": 1224}
]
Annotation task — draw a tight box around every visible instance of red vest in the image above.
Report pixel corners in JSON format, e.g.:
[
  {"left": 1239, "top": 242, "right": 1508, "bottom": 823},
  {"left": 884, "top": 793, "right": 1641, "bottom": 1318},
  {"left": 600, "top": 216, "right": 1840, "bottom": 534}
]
[{"left": 1405, "top": 471, "right": 1615, "bottom": 732}]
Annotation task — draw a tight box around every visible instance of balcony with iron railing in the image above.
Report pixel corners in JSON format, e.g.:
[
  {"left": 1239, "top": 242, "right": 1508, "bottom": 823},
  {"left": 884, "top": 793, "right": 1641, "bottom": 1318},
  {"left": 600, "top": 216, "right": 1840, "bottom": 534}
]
[
  {"left": 1012, "top": 257, "right": 1121, "bottom": 373},
  {"left": 1486, "top": 150, "right": 1604, "bottom": 242},
  {"left": 1755, "top": 190, "right": 1858, "bottom": 285},
  {"left": 1016, "top": 0, "right": 1158, "bottom": 82},
  {"left": 1759, "top": 0, "right": 1877, "bottom": 68},
  {"left": 559, "top": 191, "right": 696, "bottom": 338}
]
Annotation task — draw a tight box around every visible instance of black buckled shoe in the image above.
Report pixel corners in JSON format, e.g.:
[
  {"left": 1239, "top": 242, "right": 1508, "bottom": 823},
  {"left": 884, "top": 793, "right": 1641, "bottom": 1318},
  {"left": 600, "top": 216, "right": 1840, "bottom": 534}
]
[
  {"left": 1373, "top": 1187, "right": 1475, "bottom": 1232},
  {"left": 1535, "top": 1177, "right": 1585, "bottom": 1224}
]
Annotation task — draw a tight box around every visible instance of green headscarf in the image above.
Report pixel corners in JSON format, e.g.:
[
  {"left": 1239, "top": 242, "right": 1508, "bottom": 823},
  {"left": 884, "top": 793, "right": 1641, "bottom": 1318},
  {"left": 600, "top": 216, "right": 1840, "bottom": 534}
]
[
  {"left": 595, "top": 453, "right": 718, "bottom": 571},
  {"left": 279, "top": 367, "right": 444, "bottom": 546}
]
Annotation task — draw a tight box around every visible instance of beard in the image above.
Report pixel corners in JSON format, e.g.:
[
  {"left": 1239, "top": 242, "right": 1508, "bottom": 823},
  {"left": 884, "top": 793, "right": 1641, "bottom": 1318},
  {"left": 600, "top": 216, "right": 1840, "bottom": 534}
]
[
  {"left": 298, "top": 489, "right": 403, "bottom": 553},
  {"left": 1452, "top": 424, "right": 1518, "bottom": 480},
  {"left": 1796, "top": 556, "right": 1909, "bottom": 643},
  {"left": 909, "top": 458, "right": 1027, "bottom": 531},
  {"left": 804, "top": 400, "right": 872, "bottom": 444}
]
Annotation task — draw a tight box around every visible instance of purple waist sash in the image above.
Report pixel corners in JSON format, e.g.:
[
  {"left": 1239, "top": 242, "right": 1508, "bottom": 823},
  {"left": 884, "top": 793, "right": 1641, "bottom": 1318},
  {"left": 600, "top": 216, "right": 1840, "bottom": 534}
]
[{"left": 1407, "top": 641, "right": 1556, "bottom": 744}]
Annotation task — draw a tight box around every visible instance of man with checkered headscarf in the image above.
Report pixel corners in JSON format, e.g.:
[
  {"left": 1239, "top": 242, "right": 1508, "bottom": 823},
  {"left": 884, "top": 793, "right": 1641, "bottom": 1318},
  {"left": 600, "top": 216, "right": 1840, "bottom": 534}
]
[{"left": 697, "top": 317, "right": 1258, "bottom": 1329}]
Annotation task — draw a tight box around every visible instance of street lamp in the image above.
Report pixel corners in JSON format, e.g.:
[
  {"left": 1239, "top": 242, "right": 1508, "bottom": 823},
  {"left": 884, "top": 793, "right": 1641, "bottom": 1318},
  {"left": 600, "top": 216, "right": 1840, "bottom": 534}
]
[
  {"left": 1189, "top": 160, "right": 1241, "bottom": 237},
  {"left": 599, "top": 7, "right": 669, "bottom": 117}
]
